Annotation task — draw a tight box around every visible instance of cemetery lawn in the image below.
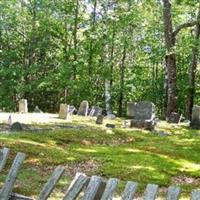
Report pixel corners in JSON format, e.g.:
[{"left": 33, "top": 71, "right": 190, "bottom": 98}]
[{"left": 0, "top": 117, "right": 200, "bottom": 199}]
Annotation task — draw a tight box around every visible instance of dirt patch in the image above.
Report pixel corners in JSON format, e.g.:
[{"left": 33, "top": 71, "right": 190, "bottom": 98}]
[
  {"left": 63, "top": 160, "right": 101, "bottom": 177},
  {"left": 172, "top": 175, "right": 200, "bottom": 185}
]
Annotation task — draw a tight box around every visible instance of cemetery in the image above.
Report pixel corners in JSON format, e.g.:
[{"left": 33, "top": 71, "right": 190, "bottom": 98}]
[
  {"left": 0, "top": 99, "right": 200, "bottom": 199},
  {"left": 1, "top": 0, "right": 200, "bottom": 199}
]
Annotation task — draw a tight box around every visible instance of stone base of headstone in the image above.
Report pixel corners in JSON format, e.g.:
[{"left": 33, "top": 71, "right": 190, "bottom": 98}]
[
  {"left": 130, "top": 119, "right": 155, "bottom": 130},
  {"left": 191, "top": 105, "right": 200, "bottom": 129},
  {"left": 19, "top": 99, "right": 28, "bottom": 113},
  {"left": 59, "top": 104, "right": 68, "bottom": 119},
  {"left": 167, "top": 112, "right": 182, "bottom": 124},
  {"left": 106, "top": 124, "right": 115, "bottom": 128},
  {"left": 96, "top": 115, "right": 104, "bottom": 125}
]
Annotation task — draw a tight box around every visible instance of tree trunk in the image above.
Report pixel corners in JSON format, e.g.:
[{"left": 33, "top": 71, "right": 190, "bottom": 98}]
[
  {"left": 162, "top": 0, "right": 177, "bottom": 119},
  {"left": 186, "top": 5, "right": 200, "bottom": 120},
  {"left": 73, "top": 0, "right": 79, "bottom": 80},
  {"left": 118, "top": 42, "right": 126, "bottom": 116},
  {"left": 88, "top": 0, "right": 97, "bottom": 75}
]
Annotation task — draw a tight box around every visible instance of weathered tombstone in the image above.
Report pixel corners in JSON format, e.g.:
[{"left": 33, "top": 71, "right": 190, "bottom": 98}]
[
  {"left": 89, "top": 106, "right": 102, "bottom": 117},
  {"left": 8, "top": 115, "right": 12, "bottom": 127},
  {"left": 106, "top": 124, "right": 115, "bottom": 128},
  {"left": 68, "top": 105, "right": 76, "bottom": 115},
  {"left": 19, "top": 99, "right": 28, "bottom": 113},
  {"left": 96, "top": 115, "right": 104, "bottom": 125},
  {"left": 168, "top": 112, "right": 182, "bottom": 124},
  {"left": 77, "top": 101, "right": 89, "bottom": 116},
  {"left": 10, "top": 122, "right": 23, "bottom": 131},
  {"left": 59, "top": 104, "right": 68, "bottom": 119},
  {"left": 127, "top": 102, "right": 137, "bottom": 118},
  {"left": 191, "top": 105, "right": 200, "bottom": 129},
  {"left": 129, "top": 101, "right": 156, "bottom": 130},
  {"left": 34, "top": 106, "right": 43, "bottom": 113}
]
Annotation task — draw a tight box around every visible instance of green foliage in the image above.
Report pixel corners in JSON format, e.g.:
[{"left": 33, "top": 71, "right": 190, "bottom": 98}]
[{"left": 0, "top": 0, "right": 199, "bottom": 116}]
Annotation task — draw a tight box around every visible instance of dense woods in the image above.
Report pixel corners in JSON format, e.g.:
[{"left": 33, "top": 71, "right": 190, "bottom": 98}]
[{"left": 0, "top": 0, "right": 200, "bottom": 119}]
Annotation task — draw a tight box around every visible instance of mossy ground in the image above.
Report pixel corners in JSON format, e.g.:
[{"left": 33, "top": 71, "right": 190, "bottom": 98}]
[{"left": 0, "top": 116, "right": 200, "bottom": 199}]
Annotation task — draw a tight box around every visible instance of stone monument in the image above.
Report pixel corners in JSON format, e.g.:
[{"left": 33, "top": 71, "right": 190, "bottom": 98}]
[
  {"left": 19, "top": 99, "right": 28, "bottom": 113},
  {"left": 191, "top": 105, "right": 200, "bottom": 129},
  {"left": 77, "top": 101, "right": 89, "bottom": 116},
  {"left": 128, "top": 101, "right": 156, "bottom": 130},
  {"left": 59, "top": 104, "right": 68, "bottom": 119}
]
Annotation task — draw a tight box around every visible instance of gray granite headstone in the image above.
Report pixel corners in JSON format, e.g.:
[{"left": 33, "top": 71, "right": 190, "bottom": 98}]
[
  {"left": 19, "top": 99, "right": 28, "bottom": 113},
  {"left": 127, "top": 102, "right": 137, "bottom": 118},
  {"left": 168, "top": 112, "right": 182, "bottom": 124},
  {"left": 77, "top": 101, "right": 89, "bottom": 116},
  {"left": 191, "top": 105, "right": 200, "bottom": 129},
  {"left": 11, "top": 122, "right": 23, "bottom": 131},
  {"left": 59, "top": 104, "right": 68, "bottom": 119},
  {"left": 96, "top": 115, "right": 104, "bottom": 125},
  {"left": 89, "top": 106, "right": 102, "bottom": 117},
  {"left": 68, "top": 105, "right": 76, "bottom": 115},
  {"left": 128, "top": 101, "right": 156, "bottom": 130}
]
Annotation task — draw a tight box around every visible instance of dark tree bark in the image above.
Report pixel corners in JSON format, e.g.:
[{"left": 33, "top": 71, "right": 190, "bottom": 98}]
[
  {"left": 162, "top": 0, "right": 199, "bottom": 119},
  {"left": 118, "top": 41, "right": 126, "bottom": 116},
  {"left": 73, "top": 0, "right": 79, "bottom": 80},
  {"left": 186, "top": 5, "right": 200, "bottom": 120},
  {"left": 88, "top": 0, "right": 97, "bottom": 75},
  {"left": 162, "top": 0, "right": 177, "bottom": 119}
]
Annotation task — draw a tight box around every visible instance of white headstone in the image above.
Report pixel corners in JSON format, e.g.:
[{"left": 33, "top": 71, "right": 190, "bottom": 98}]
[
  {"left": 19, "top": 99, "right": 28, "bottom": 113},
  {"left": 59, "top": 104, "right": 68, "bottom": 119}
]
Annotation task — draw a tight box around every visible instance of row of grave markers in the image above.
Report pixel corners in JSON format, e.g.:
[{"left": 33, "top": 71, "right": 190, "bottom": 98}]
[
  {"left": 1, "top": 147, "right": 200, "bottom": 200},
  {"left": 18, "top": 99, "right": 200, "bottom": 130}
]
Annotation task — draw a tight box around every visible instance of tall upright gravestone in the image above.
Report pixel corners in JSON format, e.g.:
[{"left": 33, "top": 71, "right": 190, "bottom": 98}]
[
  {"left": 19, "top": 99, "right": 28, "bottom": 113},
  {"left": 59, "top": 104, "right": 68, "bottom": 119},
  {"left": 191, "top": 105, "right": 200, "bottom": 129},
  {"left": 77, "top": 101, "right": 89, "bottom": 116}
]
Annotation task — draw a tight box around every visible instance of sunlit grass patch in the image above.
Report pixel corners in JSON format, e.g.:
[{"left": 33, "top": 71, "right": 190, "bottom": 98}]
[{"left": 0, "top": 118, "right": 200, "bottom": 199}]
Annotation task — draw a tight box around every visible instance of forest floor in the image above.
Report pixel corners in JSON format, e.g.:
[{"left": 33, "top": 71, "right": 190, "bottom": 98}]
[{"left": 0, "top": 114, "right": 200, "bottom": 199}]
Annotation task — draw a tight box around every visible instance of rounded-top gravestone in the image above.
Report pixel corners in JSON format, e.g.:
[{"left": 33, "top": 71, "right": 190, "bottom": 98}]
[
  {"left": 77, "top": 101, "right": 89, "bottom": 116},
  {"left": 10, "top": 122, "right": 23, "bottom": 131}
]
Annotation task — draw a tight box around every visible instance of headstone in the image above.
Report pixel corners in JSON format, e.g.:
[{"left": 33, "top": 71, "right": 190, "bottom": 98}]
[
  {"left": 10, "top": 122, "right": 23, "bottom": 131},
  {"left": 8, "top": 115, "right": 12, "bottom": 127},
  {"left": 127, "top": 102, "right": 137, "bottom": 118},
  {"left": 168, "top": 112, "right": 182, "bottom": 124},
  {"left": 89, "top": 106, "right": 102, "bottom": 117},
  {"left": 19, "top": 99, "right": 28, "bottom": 113},
  {"left": 77, "top": 101, "right": 89, "bottom": 116},
  {"left": 129, "top": 101, "right": 156, "bottom": 130},
  {"left": 68, "top": 105, "right": 76, "bottom": 115},
  {"left": 96, "top": 115, "right": 104, "bottom": 125},
  {"left": 106, "top": 124, "right": 115, "bottom": 128},
  {"left": 191, "top": 105, "right": 200, "bottom": 129},
  {"left": 34, "top": 106, "right": 43, "bottom": 113},
  {"left": 59, "top": 104, "right": 68, "bottom": 119}
]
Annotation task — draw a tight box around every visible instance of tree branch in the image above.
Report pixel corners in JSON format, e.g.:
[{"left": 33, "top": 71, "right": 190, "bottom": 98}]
[{"left": 173, "top": 20, "right": 199, "bottom": 36}]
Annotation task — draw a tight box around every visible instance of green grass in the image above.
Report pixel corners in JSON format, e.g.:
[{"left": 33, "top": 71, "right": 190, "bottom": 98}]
[{"left": 0, "top": 118, "right": 200, "bottom": 199}]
